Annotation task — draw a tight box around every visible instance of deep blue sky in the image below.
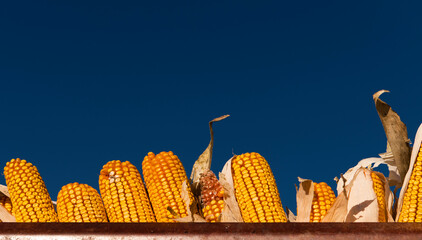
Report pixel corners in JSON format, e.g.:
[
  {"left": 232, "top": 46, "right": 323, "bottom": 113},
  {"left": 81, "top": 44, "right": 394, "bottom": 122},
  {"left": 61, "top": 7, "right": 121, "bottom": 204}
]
[{"left": 1, "top": 1, "right": 422, "bottom": 214}]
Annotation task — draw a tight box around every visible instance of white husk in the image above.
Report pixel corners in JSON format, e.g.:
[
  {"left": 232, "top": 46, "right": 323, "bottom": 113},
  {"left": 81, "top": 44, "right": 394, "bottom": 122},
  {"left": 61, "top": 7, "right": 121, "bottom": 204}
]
[
  {"left": 396, "top": 123, "right": 422, "bottom": 221},
  {"left": 295, "top": 177, "right": 314, "bottom": 222},
  {"left": 323, "top": 168, "right": 394, "bottom": 222},
  {"left": 345, "top": 168, "right": 378, "bottom": 222},
  {"left": 336, "top": 157, "right": 399, "bottom": 195},
  {"left": 219, "top": 157, "right": 243, "bottom": 222}
]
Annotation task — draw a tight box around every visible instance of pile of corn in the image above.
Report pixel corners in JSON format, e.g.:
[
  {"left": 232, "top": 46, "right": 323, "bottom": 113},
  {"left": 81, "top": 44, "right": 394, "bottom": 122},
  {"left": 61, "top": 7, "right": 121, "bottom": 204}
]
[{"left": 1, "top": 90, "right": 422, "bottom": 223}]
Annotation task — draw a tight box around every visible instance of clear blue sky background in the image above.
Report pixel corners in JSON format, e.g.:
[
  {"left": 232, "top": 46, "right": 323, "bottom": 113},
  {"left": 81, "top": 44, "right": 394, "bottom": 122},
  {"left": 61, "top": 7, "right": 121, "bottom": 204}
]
[{"left": 1, "top": 1, "right": 422, "bottom": 214}]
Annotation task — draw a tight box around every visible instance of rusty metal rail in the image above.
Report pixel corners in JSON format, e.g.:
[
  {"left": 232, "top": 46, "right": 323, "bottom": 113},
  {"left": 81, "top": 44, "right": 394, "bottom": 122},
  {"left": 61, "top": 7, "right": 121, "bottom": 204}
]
[{"left": 1, "top": 223, "right": 422, "bottom": 240}]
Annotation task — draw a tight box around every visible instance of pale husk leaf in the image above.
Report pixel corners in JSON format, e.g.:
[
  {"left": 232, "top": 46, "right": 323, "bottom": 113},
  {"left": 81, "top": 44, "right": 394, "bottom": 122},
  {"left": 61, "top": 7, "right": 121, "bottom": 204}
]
[
  {"left": 336, "top": 157, "right": 398, "bottom": 195},
  {"left": 295, "top": 177, "right": 314, "bottom": 222},
  {"left": 373, "top": 90, "right": 411, "bottom": 186},
  {"left": 396, "top": 123, "right": 422, "bottom": 221},
  {"left": 321, "top": 187, "right": 349, "bottom": 222},
  {"left": 345, "top": 168, "right": 379, "bottom": 222},
  {"left": 324, "top": 168, "right": 392, "bottom": 222},
  {"left": 378, "top": 150, "right": 400, "bottom": 187},
  {"left": 190, "top": 115, "right": 230, "bottom": 195},
  {"left": 219, "top": 157, "right": 243, "bottom": 222}
]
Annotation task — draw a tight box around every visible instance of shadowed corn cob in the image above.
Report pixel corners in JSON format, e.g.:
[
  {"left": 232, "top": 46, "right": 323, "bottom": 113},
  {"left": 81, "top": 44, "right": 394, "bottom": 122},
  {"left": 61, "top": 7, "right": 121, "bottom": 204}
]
[
  {"left": 310, "top": 182, "right": 336, "bottom": 222},
  {"left": 3, "top": 158, "right": 58, "bottom": 222},
  {"left": 231, "top": 152, "right": 287, "bottom": 222},
  {"left": 99, "top": 160, "right": 155, "bottom": 222},
  {"left": 57, "top": 182, "right": 108, "bottom": 222},
  {"left": 399, "top": 144, "right": 422, "bottom": 222},
  {"left": 200, "top": 170, "right": 224, "bottom": 222},
  {"left": 142, "top": 151, "right": 194, "bottom": 222},
  {"left": 371, "top": 172, "right": 387, "bottom": 222},
  {"left": 0, "top": 195, "right": 12, "bottom": 213},
  {"left": 0, "top": 195, "right": 13, "bottom": 222}
]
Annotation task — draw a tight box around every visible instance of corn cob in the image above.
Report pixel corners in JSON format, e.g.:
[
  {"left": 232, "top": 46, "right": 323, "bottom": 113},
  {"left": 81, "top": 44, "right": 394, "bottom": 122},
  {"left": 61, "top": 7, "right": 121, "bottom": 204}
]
[
  {"left": 142, "top": 151, "right": 194, "bottom": 222},
  {"left": 399, "top": 144, "right": 422, "bottom": 222},
  {"left": 231, "top": 152, "right": 287, "bottom": 222},
  {"left": 99, "top": 160, "right": 155, "bottom": 222},
  {"left": 0, "top": 195, "right": 12, "bottom": 214},
  {"left": 200, "top": 170, "right": 224, "bottom": 222},
  {"left": 371, "top": 172, "right": 387, "bottom": 222},
  {"left": 57, "top": 182, "right": 108, "bottom": 222},
  {"left": 3, "top": 158, "right": 58, "bottom": 222},
  {"left": 309, "top": 182, "right": 335, "bottom": 222}
]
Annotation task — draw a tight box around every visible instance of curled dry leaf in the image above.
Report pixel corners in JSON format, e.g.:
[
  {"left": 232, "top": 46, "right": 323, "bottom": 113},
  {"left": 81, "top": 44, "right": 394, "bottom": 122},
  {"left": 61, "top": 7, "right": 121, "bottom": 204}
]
[
  {"left": 396, "top": 123, "right": 422, "bottom": 222},
  {"left": 219, "top": 157, "right": 243, "bottom": 222},
  {"left": 190, "top": 115, "right": 230, "bottom": 195},
  {"left": 373, "top": 90, "right": 411, "bottom": 186}
]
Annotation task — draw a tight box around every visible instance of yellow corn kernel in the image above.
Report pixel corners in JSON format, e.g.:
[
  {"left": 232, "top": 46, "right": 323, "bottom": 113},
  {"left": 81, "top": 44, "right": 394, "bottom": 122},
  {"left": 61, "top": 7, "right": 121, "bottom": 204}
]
[
  {"left": 3, "top": 158, "right": 58, "bottom": 222},
  {"left": 371, "top": 172, "right": 387, "bottom": 222},
  {"left": 57, "top": 182, "right": 108, "bottom": 222},
  {"left": 99, "top": 160, "right": 155, "bottom": 222},
  {"left": 142, "top": 151, "right": 194, "bottom": 222},
  {"left": 309, "top": 182, "right": 336, "bottom": 222},
  {"left": 231, "top": 152, "right": 287, "bottom": 222}
]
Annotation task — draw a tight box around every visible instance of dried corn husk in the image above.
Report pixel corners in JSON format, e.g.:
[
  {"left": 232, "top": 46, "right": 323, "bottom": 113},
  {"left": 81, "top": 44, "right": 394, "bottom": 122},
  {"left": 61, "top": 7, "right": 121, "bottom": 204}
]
[
  {"left": 219, "top": 157, "right": 243, "bottom": 222},
  {"left": 395, "top": 123, "right": 422, "bottom": 221},
  {"left": 295, "top": 178, "right": 314, "bottom": 222},
  {"left": 373, "top": 90, "right": 411, "bottom": 187},
  {"left": 322, "top": 167, "right": 394, "bottom": 222},
  {"left": 190, "top": 115, "right": 230, "bottom": 194}
]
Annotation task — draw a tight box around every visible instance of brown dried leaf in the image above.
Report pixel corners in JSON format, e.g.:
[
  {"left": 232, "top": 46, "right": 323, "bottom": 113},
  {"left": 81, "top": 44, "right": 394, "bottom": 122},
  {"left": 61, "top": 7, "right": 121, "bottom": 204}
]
[
  {"left": 295, "top": 177, "right": 314, "bottom": 222},
  {"left": 286, "top": 207, "right": 296, "bottom": 223},
  {"left": 190, "top": 115, "right": 230, "bottom": 195},
  {"left": 373, "top": 90, "right": 411, "bottom": 186}
]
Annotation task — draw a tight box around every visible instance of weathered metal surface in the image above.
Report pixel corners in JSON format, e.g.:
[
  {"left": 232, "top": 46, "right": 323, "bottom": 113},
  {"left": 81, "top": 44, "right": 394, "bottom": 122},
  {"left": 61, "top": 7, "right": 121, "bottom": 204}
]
[{"left": 0, "top": 223, "right": 422, "bottom": 240}]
